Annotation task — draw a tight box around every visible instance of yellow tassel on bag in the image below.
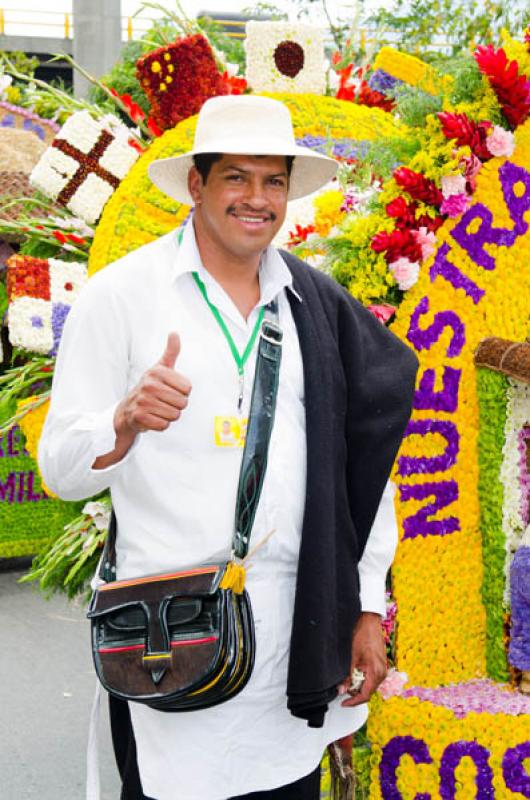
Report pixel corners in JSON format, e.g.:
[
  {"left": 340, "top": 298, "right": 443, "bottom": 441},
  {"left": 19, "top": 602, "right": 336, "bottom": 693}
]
[{"left": 219, "top": 561, "right": 246, "bottom": 594}]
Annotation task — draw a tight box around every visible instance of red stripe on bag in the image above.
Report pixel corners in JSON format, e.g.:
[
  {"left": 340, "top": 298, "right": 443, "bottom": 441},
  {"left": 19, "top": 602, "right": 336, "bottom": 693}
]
[{"left": 99, "top": 636, "right": 218, "bottom": 655}]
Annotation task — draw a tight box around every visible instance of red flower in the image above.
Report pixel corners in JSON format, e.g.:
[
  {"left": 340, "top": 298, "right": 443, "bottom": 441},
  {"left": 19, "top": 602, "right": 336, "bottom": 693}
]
[
  {"left": 109, "top": 87, "right": 146, "bottom": 124},
  {"left": 437, "top": 111, "right": 492, "bottom": 161},
  {"left": 416, "top": 214, "right": 444, "bottom": 233},
  {"left": 146, "top": 116, "right": 163, "bottom": 138},
  {"left": 385, "top": 197, "right": 418, "bottom": 229},
  {"left": 128, "top": 137, "right": 145, "bottom": 153},
  {"left": 334, "top": 61, "right": 394, "bottom": 112},
  {"left": 52, "top": 230, "right": 67, "bottom": 245},
  {"left": 393, "top": 167, "right": 443, "bottom": 207},
  {"left": 366, "top": 303, "right": 396, "bottom": 324},
  {"left": 219, "top": 71, "right": 247, "bottom": 95},
  {"left": 474, "top": 44, "right": 530, "bottom": 128},
  {"left": 65, "top": 233, "right": 86, "bottom": 245},
  {"left": 287, "top": 223, "right": 316, "bottom": 246},
  {"left": 371, "top": 228, "right": 423, "bottom": 263}
]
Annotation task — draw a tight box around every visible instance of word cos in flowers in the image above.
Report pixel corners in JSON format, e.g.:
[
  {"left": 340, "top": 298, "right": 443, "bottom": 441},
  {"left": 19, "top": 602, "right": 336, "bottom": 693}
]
[{"left": 380, "top": 735, "right": 530, "bottom": 799}]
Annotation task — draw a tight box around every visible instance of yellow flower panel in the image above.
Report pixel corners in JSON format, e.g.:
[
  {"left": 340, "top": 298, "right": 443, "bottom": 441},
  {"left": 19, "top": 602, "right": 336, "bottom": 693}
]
[{"left": 390, "top": 119, "right": 530, "bottom": 686}]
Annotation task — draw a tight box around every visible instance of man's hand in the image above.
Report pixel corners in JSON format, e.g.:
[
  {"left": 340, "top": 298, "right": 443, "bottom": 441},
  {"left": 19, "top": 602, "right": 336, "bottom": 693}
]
[
  {"left": 115, "top": 332, "right": 192, "bottom": 437},
  {"left": 337, "top": 612, "right": 387, "bottom": 707},
  {"left": 92, "top": 332, "right": 191, "bottom": 470}
]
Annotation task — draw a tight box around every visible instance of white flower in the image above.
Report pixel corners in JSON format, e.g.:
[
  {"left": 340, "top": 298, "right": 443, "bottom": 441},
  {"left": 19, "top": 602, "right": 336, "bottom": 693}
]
[
  {"left": 8, "top": 297, "right": 53, "bottom": 354},
  {"left": 83, "top": 501, "right": 111, "bottom": 531},
  {"left": 245, "top": 21, "right": 326, "bottom": 95},
  {"left": 0, "top": 73, "right": 12, "bottom": 99},
  {"left": 441, "top": 174, "right": 467, "bottom": 199}
]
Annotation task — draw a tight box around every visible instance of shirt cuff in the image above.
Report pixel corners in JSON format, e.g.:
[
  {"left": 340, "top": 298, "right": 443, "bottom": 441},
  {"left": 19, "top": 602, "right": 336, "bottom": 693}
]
[
  {"left": 72, "top": 402, "right": 139, "bottom": 475},
  {"left": 358, "top": 570, "right": 387, "bottom": 617}
]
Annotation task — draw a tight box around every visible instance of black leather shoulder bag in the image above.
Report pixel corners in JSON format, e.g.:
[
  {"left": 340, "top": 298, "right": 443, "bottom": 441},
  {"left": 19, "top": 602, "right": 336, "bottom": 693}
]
[{"left": 87, "top": 301, "right": 282, "bottom": 711}]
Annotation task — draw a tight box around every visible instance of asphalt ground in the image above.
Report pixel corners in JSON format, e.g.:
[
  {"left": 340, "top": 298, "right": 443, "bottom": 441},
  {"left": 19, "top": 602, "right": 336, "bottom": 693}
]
[{"left": 0, "top": 558, "right": 121, "bottom": 800}]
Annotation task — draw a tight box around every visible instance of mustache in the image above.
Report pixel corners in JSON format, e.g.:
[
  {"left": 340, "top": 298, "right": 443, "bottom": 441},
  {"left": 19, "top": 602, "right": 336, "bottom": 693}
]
[{"left": 226, "top": 205, "right": 277, "bottom": 222}]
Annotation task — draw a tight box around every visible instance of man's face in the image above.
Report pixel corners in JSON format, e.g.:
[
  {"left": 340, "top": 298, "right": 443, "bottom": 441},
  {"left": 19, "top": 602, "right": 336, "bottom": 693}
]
[{"left": 188, "top": 154, "right": 289, "bottom": 262}]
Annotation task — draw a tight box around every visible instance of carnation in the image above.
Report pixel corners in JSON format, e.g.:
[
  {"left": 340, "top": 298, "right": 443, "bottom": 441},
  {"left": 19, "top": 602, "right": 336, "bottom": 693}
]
[
  {"left": 441, "top": 174, "right": 467, "bottom": 199},
  {"left": 414, "top": 226, "right": 437, "bottom": 261},
  {"left": 378, "top": 669, "right": 408, "bottom": 700},
  {"left": 389, "top": 257, "right": 420, "bottom": 290},
  {"left": 486, "top": 125, "right": 515, "bottom": 157},
  {"left": 440, "top": 192, "right": 470, "bottom": 218}
]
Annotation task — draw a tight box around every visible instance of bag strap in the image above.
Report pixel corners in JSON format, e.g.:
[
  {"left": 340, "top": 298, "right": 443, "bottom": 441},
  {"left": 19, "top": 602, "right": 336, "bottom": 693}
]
[{"left": 99, "top": 300, "right": 282, "bottom": 581}]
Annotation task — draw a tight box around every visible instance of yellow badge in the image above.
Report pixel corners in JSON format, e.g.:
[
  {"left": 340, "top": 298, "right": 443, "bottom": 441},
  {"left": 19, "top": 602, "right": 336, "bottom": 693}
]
[{"left": 214, "top": 416, "right": 248, "bottom": 448}]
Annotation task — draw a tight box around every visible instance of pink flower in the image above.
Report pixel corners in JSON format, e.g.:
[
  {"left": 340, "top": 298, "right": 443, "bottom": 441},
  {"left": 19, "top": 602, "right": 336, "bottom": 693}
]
[
  {"left": 441, "top": 173, "right": 467, "bottom": 198},
  {"left": 486, "top": 125, "right": 515, "bottom": 157},
  {"left": 440, "top": 192, "right": 470, "bottom": 218},
  {"left": 378, "top": 668, "right": 408, "bottom": 700},
  {"left": 413, "top": 226, "right": 437, "bottom": 261},
  {"left": 367, "top": 303, "right": 396, "bottom": 324},
  {"left": 460, "top": 153, "right": 482, "bottom": 193},
  {"left": 389, "top": 257, "right": 420, "bottom": 290}
]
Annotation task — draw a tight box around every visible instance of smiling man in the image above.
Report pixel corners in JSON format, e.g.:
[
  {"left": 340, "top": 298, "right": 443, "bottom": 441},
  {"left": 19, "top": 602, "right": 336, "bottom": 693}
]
[{"left": 38, "top": 96, "right": 418, "bottom": 800}]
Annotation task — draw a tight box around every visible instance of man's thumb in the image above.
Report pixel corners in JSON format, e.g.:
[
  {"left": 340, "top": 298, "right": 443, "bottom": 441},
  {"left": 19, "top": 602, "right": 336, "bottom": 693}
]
[{"left": 159, "top": 332, "right": 180, "bottom": 369}]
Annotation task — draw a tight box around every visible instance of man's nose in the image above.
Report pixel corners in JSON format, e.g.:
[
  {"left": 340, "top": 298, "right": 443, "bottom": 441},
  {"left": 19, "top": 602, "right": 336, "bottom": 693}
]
[{"left": 243, "top": 178, "right": 269, "bottom": 207}]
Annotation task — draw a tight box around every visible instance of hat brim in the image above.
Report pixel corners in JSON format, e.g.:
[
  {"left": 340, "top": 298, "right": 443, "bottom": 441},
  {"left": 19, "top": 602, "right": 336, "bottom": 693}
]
[{"left": 148, "top": 145, "right": 338, "bottom": 205}]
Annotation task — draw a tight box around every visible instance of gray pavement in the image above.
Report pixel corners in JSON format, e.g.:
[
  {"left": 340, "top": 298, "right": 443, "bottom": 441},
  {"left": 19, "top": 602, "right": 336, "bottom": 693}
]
[{"left": 0, "top": 560, "right": 121, "bottom": 800}]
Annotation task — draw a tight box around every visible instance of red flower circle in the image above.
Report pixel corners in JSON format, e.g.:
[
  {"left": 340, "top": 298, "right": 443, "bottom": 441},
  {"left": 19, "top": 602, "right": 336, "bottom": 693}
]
[{"left": 273, "top": 41, "right": 305, "bottom": 78}]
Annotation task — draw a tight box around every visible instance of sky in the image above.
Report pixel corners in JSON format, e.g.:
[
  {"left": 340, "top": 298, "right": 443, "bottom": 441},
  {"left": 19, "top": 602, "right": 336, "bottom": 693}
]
[{"left": 0, "top": 1, "right": 379, "bottom": 39}]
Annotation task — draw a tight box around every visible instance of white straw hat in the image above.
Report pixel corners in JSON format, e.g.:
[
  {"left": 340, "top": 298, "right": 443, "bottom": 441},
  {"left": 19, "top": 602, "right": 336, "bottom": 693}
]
[{"left": 148, "top": 95, "right": 338, "bottom": 205}]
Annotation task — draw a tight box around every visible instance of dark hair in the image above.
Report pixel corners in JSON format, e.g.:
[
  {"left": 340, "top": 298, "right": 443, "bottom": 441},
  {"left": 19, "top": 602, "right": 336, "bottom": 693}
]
[{"left": 192, "top": 153, "right": 294, "bottom": 184}]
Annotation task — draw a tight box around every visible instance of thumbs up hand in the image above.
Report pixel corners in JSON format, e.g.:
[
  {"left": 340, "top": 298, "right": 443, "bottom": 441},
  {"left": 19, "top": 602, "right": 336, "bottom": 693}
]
[{"left": 114, "top": 332, "right": 192, "bottom": 437}]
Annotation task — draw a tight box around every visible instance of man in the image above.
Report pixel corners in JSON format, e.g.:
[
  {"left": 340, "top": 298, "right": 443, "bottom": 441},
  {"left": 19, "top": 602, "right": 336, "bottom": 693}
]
[{"left": 39, "top": 95, "right": 417, "bottom": 800}]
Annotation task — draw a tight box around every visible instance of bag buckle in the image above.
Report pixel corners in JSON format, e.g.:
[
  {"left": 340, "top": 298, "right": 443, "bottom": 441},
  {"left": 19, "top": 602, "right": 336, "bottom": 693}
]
[{"left": 261, "top": 320, "right": 283, "bottom": 346}]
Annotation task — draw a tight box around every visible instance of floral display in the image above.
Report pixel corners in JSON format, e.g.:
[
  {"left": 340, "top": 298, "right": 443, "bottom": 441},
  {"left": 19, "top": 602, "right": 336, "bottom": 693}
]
[
  {"left": 136, "top": 34, "right": 226, "bottom": 131},
  {"left": 0, "top": 100, "right": 59, "bottom": 143},
  {"left": 245, "top": 22, "right": 326, "bottom": 95},
  {"left": 372, "top": 46, "right": 451, "bottom": 95},
  {"left": 510, "top": 531, "right": 530, "bottom": 673},
  {"left": 29, "top": 110, "right": 140, "bottom": 224},
  {"left": 6, "top": 255, "right": 87, "bottom": 355}
]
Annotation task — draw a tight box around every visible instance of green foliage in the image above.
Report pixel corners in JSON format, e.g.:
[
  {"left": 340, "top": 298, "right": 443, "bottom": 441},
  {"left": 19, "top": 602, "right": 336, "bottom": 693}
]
[
  {"left": 89, "top": 39, "right": 149, "bottom": 116},
  {"left": 393, "top": 85, "right": 443, "bottom": 128},
  {"left": 476, "top": 367, "right": 510, "bottom": 681},
  {"left": 360, "top": 136, "right": 422, "bottom": 182},
  {"left": 20, "top": 497, "right": 108, "bottom": 600},
  {"left": 0, "top": 50, "right": 38, "bottom": 77},
  {"left": 366, "top": 0, "right": 529, "bottom": 58}
]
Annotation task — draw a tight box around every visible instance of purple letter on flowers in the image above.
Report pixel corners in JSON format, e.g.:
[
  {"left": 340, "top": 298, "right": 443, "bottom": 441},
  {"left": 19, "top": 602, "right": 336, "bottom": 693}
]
[
  {"left": 398, "top": 420, "right": 459, "bottom": 476},
  {"left": 414, "top": 367, "right": 461, "bottom": 413},
  {"left": 500, "top": 161, "right": 530, "bottom": 237},
  {"left": 440, "top": 741, "right": 494, "bottom": 800},
  {"left": 399, "top": 481, "right": 460, "bottom": 538},
  {"left": 429, "top": 243, "right": 485, "bottom": 304},
  {"left": 407, "top": 297, "right": 465, "bottom": 357},
  {"left": 451, "top": 203, "right": 517, "bottom": 270},
  {"left": 502, "top": 742, "right": 530, "bottom": 798},
  {"left": 380, "top": 736, "right": 432, "bottom": 800}
]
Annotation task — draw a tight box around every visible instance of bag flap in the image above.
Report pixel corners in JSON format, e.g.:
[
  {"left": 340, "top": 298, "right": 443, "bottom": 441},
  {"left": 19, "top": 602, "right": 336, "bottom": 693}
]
[{"left": 88, "top": 563, "right": 226, "bottom": 617}]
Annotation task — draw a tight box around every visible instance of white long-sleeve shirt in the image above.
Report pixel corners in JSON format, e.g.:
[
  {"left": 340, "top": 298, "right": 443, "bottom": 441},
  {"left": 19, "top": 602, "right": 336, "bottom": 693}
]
[{"left": 38, "top": 219, "right": 397, "bottom": 800}]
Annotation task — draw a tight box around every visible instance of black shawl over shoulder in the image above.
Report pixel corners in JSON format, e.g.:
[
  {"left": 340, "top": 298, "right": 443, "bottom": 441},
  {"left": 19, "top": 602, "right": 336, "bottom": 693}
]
[{"left": 280, "top": 252, "right": 418, "bottom": 727}]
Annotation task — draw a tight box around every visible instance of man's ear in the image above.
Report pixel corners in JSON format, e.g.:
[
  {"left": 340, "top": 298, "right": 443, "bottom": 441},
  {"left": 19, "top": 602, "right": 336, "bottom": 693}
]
[{"left": 188, "top": 166, "right": 203, "bottom": 205}]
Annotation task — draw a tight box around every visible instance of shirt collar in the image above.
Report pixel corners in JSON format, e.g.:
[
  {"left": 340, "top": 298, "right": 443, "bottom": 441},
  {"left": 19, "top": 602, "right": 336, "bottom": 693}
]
[{"left": 171, "top": 215, "right": 303, "bottom": 305}]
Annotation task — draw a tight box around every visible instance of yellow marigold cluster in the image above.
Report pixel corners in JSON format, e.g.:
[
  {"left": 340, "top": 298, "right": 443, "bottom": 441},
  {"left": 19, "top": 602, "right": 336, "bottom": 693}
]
[
  {"left": 372, "top": 46, "right": 453, "bottom": 96},
  {"left": 17, "top": 397, "right": 54, "bottom": 496},
  {"left": 313, "top": 190, "right": 344, "bottom": 235},
  {"left": 88, "top": 94, "right": 406, "bottom": 274},
  {"left": 389, "top": 119, "right": 530, "bottom": 686}
]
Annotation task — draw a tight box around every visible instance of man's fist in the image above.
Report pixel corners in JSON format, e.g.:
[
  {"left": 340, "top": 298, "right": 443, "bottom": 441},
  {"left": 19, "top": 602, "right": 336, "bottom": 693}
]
[{"left": 114, "top": 332, "right": 192, "bottom": 436}]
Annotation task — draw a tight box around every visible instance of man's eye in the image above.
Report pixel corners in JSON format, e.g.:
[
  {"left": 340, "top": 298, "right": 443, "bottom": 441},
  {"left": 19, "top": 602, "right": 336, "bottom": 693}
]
[
  {"left": 227, "top": 174, "right": 243, "bottom": 181},
  {"left": 269, "top": 178, "right": 286, "bottom": 187}
]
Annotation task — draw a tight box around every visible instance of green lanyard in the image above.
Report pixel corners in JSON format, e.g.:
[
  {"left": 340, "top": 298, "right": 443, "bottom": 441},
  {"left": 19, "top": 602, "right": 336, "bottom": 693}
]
[{"left": 192, "top": 271, "right": 265, "bottom": 411}]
